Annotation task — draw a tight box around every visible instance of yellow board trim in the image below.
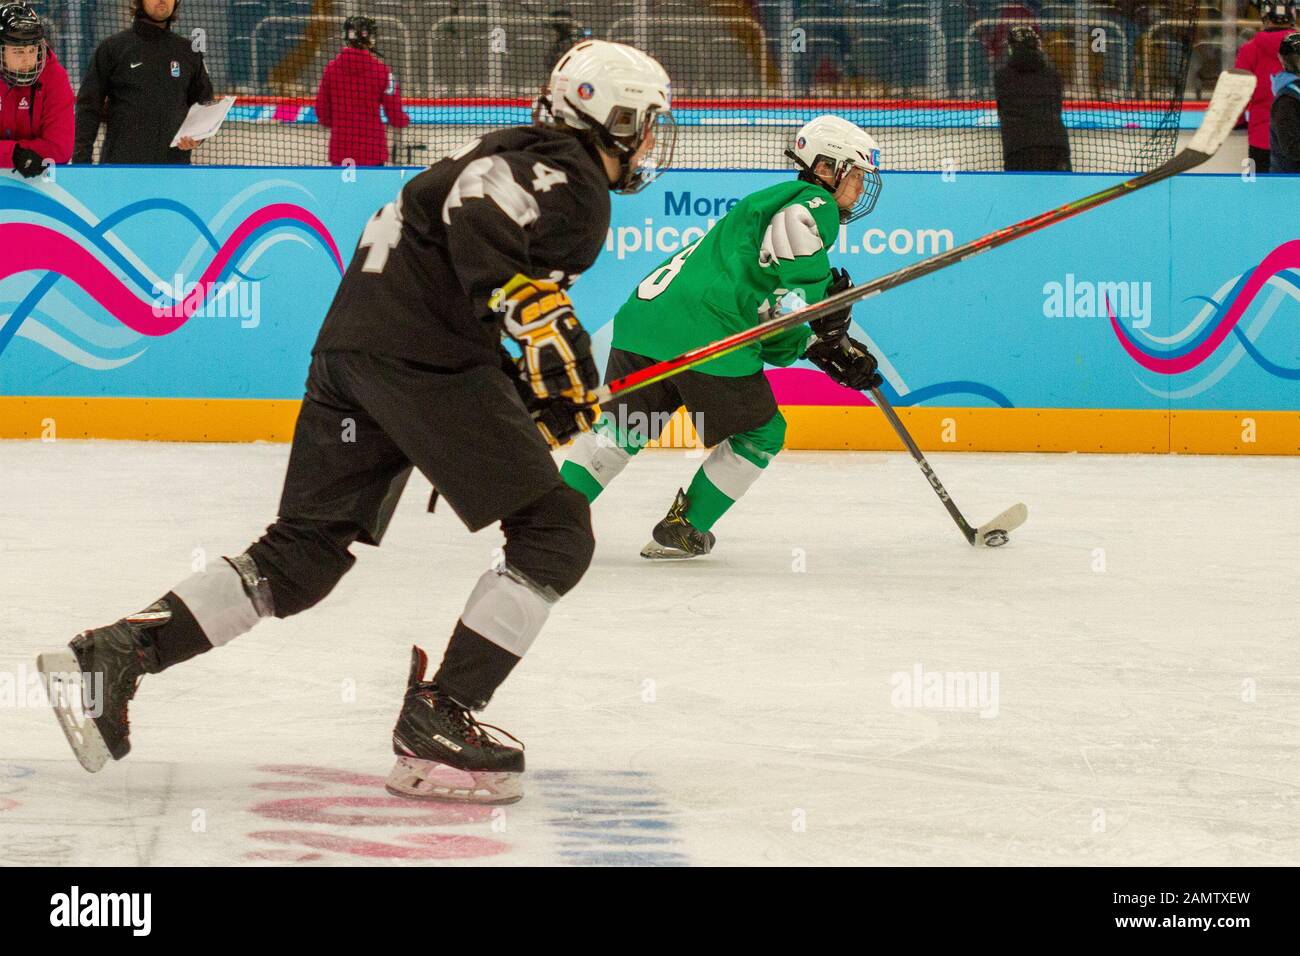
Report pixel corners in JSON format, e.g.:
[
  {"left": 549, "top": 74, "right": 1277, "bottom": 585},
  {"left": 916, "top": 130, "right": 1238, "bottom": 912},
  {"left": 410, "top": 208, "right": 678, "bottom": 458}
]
[{"left": 1, "top": 398, "right": 1297, "bottom": 455}]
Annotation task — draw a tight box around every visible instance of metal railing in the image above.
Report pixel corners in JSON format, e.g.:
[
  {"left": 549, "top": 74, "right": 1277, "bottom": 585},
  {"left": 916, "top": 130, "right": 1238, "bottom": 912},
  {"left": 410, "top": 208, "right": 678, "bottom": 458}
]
[
  {"left": 1141, "top": 18, "right": 1259, "bottom": 96},
  {"left": 250, "top": 15, "right": 414, "bottom": 96},
  {"left": 791, "top": 17, "right": 945, "bottom": 93},
  {"left": 963, "top": 17, "right": 1132, "bottom": 96},
  {"left": 607, "top": 15, "right": 773, "bottom": 92},
  {"left": 427, "top": 15, "right": 561, "bottom": 95}
]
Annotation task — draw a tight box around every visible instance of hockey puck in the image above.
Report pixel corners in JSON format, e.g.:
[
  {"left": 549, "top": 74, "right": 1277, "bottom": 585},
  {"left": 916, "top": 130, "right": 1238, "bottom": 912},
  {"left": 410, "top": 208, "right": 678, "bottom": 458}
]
[{"left": 983, "top": 529, "right": 1010, "bottom": 548}]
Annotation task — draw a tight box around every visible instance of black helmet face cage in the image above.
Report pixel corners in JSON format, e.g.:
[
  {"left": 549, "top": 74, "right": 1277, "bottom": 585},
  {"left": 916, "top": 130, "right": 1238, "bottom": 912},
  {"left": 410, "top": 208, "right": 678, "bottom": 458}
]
[
  {"left": 1, "top": 7, "right": 46, "bottom": 88},
  {"left": 837, "top": 160, "right": 883, "bottom": 224},
  {"left": 345, "top": 16, "right": 376, "bottom": 48},
  {"left": 809, "top": 154, "right": 882, "bottom": 223},
  {"left": 611, "top": 107, "right": 676, "bottom": 194}
]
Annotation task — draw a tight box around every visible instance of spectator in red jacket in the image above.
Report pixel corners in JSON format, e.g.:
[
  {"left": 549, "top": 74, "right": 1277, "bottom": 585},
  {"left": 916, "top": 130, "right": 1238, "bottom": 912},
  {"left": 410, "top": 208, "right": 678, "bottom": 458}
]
[
  {"left": 315, "top": 15, "right": 409, "bottom": 167},
  {"left": 1235, "top": 1, "right": 1298, "bottom": 173},
  {"left": 0, "top": 2, "right": 73, "bottom": 178}
]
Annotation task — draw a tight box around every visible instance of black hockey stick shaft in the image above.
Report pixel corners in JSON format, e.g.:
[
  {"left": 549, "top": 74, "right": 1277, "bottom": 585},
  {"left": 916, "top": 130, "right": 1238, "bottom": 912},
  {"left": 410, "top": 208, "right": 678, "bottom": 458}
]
[
  {"left": 595, "top": 70, "right": 1255, "bottom": 404},
  {"left": 868, "top": 384, "right": 977, "bottom": 544}
]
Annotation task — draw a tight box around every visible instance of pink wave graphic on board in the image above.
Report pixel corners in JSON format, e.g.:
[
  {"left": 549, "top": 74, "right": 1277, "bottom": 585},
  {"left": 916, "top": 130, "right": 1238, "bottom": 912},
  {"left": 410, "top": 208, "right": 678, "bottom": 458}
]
[
  {"left": 1110, "top": 239, "right": 1300, "bottom": 375},
  {"left": 767, "top": 368, "right": 873, "bottom": 406},
  {"left": 0, "top": 204, "right": 343, "bottom": 337}
]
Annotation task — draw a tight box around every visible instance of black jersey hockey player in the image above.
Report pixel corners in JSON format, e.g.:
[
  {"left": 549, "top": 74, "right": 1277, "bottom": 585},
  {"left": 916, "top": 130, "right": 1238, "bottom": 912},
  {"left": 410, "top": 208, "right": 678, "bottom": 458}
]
[{"left": 38, "top": 39, "right": 676, "bottom": 805}]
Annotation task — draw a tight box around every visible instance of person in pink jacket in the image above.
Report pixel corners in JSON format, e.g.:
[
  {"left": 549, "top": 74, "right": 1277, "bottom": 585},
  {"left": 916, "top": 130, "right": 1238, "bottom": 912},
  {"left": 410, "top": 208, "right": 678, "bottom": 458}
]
[
  {"left": 315, "top": 15, "right": 410, "bottom": 167},
  {"left": 1235, "top": 1, "right": 1298, "bottom": 173},
  {"left": 0, "top": 2, "right": 73, "bottom": 178}
]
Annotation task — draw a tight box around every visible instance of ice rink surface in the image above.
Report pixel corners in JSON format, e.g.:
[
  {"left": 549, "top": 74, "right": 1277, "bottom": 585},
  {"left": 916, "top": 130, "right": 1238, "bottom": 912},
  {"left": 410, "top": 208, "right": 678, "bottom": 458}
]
[{"left": 2, "top": 440, "right": 1296, "bottom": 866}]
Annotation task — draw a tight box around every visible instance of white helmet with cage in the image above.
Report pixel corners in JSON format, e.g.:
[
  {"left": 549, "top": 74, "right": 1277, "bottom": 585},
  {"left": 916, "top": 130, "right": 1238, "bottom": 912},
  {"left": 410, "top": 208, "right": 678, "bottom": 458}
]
[
  {"left": 787, "top": 115, "right": 884, "bottom": 223},
  {"left": 540, "top": 39, "right": 675, "bottom": 194}
]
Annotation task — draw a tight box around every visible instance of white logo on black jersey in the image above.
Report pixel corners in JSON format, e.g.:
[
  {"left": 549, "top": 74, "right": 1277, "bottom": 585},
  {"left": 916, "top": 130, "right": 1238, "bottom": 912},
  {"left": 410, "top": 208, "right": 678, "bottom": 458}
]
[{"left": 442, "top": 156, "right": 540, "bottom": 228}]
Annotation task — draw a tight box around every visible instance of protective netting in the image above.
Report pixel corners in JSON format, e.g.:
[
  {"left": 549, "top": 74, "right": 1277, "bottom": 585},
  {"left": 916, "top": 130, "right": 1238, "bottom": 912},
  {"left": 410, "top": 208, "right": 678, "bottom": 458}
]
[{"left": 34, "top": 0, "right": 1213, "bottom": 171}]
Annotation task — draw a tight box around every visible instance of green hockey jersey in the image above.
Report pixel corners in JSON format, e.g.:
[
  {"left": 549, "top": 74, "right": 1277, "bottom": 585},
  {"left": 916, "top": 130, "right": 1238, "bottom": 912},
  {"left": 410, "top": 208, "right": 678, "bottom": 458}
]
[{"left": 612, "top": 179, "right": 842, "bottom": 377}]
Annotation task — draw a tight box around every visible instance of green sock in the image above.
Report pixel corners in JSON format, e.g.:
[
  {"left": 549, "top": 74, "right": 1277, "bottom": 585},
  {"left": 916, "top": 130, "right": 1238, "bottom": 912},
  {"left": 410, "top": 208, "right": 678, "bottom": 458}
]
[
  {"left": 684, "top": 468, "right": 736, "bottom": 532},
  {"left": 560, "top": 459, "right": 605, "bottom": 504}
]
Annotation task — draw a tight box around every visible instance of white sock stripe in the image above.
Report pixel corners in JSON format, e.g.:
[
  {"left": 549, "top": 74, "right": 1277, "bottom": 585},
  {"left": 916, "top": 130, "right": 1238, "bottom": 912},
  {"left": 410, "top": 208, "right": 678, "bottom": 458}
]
[
  {"left": 170, "top": 562, "right": 262, "bottom": 647},
  {"left": 701, "top": 439, "right": 766, "bottom": 501},
  {"left": 566, "top": 428, "right": 633, "bottom": 488},
  {"left": 460, "top": 568, "right": 554, "bottom": 658}
]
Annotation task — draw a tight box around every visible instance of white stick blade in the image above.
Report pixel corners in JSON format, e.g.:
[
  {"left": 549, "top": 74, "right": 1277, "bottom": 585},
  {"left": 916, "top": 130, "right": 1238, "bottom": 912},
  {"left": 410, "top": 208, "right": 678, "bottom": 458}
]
[
  {"left": 975, "top": 503, "right": 1028, "bottom": 548},
  {"left": 1187, "top": 70, "right": 1257, "bottom": 157}
]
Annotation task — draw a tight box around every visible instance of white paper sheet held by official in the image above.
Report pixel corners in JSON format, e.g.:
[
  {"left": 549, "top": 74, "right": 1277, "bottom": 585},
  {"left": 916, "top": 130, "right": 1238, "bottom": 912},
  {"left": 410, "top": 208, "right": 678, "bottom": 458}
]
[{"left": 170, "top": 96, "right": 237, "bottom": 148}]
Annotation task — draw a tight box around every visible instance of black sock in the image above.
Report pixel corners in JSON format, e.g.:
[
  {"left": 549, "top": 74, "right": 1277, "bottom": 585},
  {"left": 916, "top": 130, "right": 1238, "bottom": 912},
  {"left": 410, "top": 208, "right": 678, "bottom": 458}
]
[
  {"left": 432, "top": 620, "right": 521, "bottom": 709},
  {"left": 147, "top": 592, "right": 215, "bottom": 671}
]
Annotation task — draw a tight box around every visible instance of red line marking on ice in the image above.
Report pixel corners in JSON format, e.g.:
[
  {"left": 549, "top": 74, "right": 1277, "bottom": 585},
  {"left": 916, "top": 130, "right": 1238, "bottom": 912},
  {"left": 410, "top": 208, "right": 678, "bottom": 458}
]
[{"left": 251, "top": 795, "right": 494, "bottom": 827}]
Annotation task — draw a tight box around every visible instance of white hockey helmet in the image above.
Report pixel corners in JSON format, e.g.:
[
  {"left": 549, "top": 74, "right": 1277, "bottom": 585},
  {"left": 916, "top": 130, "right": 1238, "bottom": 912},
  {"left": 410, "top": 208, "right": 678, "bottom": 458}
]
[
  {"left": 540, "top": 39, "right": 675, "bottom": 194},
  {"left": 787, "top": 115, "right": 883, "bottom": 223}
]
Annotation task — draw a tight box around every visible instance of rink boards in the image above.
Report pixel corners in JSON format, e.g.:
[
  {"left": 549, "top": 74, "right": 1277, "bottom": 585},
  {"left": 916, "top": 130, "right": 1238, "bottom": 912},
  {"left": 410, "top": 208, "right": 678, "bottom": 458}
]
[{"left": 0, "top": 167, "right": 1296, "bottom": 454}]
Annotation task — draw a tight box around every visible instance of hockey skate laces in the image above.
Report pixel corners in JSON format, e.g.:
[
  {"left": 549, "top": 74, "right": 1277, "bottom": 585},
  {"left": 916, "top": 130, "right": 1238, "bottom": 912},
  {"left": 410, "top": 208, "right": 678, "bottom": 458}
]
[{"left": 428, "top": 687, "right": 525, "bottom": 751}]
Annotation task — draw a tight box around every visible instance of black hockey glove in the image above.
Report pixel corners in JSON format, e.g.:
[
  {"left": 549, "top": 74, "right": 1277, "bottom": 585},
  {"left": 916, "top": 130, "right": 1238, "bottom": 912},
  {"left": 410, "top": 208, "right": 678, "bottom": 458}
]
[
  {"left": 528, "top": 391, "right": 600, "bottom": 450},
  {"left": 806, "top": 335, "right": 883, "bottom": 391},
  {"left": 12, "top": 145, "right": 45, "bottom": 179},
  {"left": 500, "top": 350, "right": 600, "bottom": 450},
  {"left": 809, "top": 267, "right": 854, "bottom": 342}
]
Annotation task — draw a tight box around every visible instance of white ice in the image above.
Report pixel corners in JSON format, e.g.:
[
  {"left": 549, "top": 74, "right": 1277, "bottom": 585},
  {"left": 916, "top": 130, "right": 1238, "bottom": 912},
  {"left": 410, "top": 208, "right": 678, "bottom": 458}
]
[{"left": 2, "top": 439, "right": 1297, "bottom": 866}]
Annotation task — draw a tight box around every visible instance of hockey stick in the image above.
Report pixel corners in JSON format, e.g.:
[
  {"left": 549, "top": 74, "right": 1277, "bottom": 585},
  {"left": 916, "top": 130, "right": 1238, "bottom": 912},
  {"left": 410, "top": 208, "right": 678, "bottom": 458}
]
[
  {"left": 590, "top": 69, "right": 1256, "bottom": 405},
  {"left": 868, "top": 384, "right": 1027, "bottom": 547}
]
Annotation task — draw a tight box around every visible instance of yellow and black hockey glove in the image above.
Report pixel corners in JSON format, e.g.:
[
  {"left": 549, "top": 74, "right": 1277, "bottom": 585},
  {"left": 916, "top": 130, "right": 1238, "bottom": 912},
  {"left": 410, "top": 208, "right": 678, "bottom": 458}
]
[{"left": 493, "top": 275, "right": 601, "bottom": 449}]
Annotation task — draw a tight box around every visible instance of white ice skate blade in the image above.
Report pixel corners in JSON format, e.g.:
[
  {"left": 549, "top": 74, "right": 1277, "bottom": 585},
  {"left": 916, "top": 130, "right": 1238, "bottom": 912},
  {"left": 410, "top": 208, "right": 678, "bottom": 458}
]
[
  {"left": 639, "top": 540, "right": 703, "bottom": 560},
  {"left": 36, "top": 650, "right": 111, "bottom": 774},
  {"left": 385, "top": 756, "right": 522, "bottom": 805}
]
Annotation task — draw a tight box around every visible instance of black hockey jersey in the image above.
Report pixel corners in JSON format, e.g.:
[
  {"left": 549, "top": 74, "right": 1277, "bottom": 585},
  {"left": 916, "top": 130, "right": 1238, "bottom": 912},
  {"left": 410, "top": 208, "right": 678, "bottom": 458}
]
[{"left": 314, "top": 125, "right": 612, "bottom": 369}]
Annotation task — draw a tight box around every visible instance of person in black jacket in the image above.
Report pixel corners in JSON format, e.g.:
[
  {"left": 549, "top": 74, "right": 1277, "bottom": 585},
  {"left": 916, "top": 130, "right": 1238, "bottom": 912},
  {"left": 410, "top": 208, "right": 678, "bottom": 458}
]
[
  {"left": 994, "top": 26, "right": 1072, "bottom": 172},
  {"left": 72, "top": 0, "right": 212, "bottom": 164},
  {"left": 1271, "top": 32, "right": 1300, "bottom": 172}
]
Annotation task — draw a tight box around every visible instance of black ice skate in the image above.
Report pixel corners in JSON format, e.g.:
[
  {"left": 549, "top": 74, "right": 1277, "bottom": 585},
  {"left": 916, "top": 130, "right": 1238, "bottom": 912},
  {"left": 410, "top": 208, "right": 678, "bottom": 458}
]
[
  {"left": 387, "top": 646, "right": 525, "bottom": 804},
  {"left": 36, "top": 602, "right": 169, "bottom": 773},
  {"left": 640, "top": 488, "right": 716, "bottom": 559}
]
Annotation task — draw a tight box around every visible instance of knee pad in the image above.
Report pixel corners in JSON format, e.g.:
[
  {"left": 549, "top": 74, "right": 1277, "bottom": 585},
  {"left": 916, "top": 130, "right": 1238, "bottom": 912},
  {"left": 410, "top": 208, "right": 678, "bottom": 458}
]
[{"left": 501, "top": 483, "right": 595, "bottom": 597}]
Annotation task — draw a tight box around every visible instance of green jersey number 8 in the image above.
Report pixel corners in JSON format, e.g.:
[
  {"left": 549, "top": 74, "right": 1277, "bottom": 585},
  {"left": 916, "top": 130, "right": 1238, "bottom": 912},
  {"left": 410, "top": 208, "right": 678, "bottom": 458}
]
[{"left": 636, "top": 239, "right": 702, "bottom": 301}]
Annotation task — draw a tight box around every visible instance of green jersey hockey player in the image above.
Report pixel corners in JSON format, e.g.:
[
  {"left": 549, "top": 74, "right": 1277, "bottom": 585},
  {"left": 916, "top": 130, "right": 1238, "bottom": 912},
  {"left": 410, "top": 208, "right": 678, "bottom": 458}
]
[{"left": 561, "top": 115, "right": 885, "bottom": 558}]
